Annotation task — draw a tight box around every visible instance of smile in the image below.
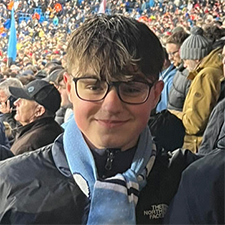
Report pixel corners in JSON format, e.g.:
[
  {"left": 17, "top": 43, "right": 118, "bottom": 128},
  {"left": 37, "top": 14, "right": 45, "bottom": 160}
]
[{"left": 96, "top": 119, "right": 128, "bottom": 128}]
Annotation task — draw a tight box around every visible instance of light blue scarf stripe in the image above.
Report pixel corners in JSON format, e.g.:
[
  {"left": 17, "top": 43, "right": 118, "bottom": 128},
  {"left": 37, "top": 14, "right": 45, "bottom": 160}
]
[{"left": 64, "top": 117, "right": 97, "bottom": 195}]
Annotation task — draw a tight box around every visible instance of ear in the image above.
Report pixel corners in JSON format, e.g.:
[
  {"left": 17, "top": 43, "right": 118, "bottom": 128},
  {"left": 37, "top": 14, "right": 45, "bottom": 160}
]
[
  {"left": 64, "top": 72, "right": 72, "bottom": 93},
  {"left": 151, "top": 80, "right": 164, "bottom": 108},
  {"left": 64, "top": 72, "right": 73, "bottom": 102},
  {"left": 35, "top": 105, "right": 46, "bottom": 117}
]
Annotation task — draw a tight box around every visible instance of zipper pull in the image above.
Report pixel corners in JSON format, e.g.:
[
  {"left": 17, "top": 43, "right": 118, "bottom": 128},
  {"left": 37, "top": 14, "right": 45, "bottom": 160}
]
[{"left": 105, "top": 148, "right": 120, "bottom": 171}]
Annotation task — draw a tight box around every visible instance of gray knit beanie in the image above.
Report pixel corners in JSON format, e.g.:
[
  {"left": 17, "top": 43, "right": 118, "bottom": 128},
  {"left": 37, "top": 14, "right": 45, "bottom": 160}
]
[{"left": 180, "top": 26, "right": 211, "bottom": 60}]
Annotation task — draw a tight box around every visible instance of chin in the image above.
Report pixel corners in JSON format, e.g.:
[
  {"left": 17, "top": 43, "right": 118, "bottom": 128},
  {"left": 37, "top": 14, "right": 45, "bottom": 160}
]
[{"left": 14, "top": 115, "right": 19, "bottom": 122}]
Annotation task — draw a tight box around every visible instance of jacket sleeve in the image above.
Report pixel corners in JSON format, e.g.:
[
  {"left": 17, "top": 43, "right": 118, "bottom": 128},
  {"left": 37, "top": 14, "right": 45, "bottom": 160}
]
[
  {"left": 164, "top": 150, "right": 225, "bottom": 225},
  {"left": 163, "top": 172, "right": 194, "bottom": 224},
  {"left": 198, "top": 99, "right": 225, "bottom": 154},
  {"left": 171, "top": 69, "right": 222, "bottom": 135}
]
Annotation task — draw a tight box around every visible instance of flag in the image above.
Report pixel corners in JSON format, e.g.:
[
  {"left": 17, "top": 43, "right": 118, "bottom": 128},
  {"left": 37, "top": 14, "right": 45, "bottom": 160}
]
[
  {"left": 7, "top": 7, "right": 17, "bottom": 64},
  {"left": 98, "top": 0, "right": 106, "bottom": 14}
]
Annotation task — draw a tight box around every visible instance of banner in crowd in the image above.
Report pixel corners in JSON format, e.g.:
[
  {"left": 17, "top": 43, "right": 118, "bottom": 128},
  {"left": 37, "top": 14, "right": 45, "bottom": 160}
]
[
  {"left": 98, "top": 0, "right": 106, "bottom": 14},
  {"left": 7, "top": 7, "right": 17, "bottom": 64}
]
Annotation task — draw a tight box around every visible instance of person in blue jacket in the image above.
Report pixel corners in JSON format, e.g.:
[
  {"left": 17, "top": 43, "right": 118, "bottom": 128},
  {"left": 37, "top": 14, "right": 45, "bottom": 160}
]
[{"left": 156, "top": 48, "right": 176, "bottom": 112}]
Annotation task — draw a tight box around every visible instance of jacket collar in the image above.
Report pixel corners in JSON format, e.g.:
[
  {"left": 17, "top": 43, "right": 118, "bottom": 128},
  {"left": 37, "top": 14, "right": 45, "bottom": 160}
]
[
  {"left": 52, "top": 134, "right": 72, "bottom": 177},
  {"left": 16, "top": 117, "right": 55, "bottom": 138}
]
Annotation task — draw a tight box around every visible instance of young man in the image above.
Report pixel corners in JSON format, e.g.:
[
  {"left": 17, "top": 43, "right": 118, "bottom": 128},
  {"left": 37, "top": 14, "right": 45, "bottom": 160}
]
[{"left": 0, "top": 15, "right": 198, "bottom": 224}]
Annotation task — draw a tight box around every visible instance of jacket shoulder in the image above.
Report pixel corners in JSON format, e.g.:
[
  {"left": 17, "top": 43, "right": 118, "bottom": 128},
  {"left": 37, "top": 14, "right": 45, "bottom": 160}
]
[
  {"left": 0, "top": 144, "right": 53, "bottom": 179},
  {"left": 164, "top": 149, "right": 225, "bottom": 224},
  {"left": 0, "top": 144, "right": 86, "bottom": 224}
]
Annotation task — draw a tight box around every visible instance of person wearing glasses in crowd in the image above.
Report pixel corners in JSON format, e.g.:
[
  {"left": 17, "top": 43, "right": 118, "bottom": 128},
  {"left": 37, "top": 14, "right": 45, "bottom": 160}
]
[
  {"left": 0, "top": 15, "right": 199, "bottom": 224},
  {"left": 165, "top": 30, "right": 191, "bottom": 111}
]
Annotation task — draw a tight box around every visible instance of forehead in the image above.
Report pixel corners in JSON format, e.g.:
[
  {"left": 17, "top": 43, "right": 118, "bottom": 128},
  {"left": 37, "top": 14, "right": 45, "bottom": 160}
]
[
  {"left": 166, "top": 43, "right": 179, "bottom": 51},
  {"left": 72, "top": 65, "right": 150, "bottom": 82}
]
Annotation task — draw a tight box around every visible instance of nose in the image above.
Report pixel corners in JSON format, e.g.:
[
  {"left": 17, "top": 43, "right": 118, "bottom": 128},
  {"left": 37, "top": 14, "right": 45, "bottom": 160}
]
[
  {"left": 183, "top": 60, "right": 187, "bottom": 68},
  {"left": 101, "top": 87, "right": 123, "bottom": 113},
  {"left": 168, "top": 54, "right": 173, "bottom": 61},
  {"left": 14, "top": 98, "right": 21, "bottom": 106}
]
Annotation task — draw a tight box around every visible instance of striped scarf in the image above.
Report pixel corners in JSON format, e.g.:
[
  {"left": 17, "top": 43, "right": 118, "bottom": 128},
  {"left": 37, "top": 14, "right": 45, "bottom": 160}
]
[{"left": 64, "top": 117, "right": 156, "bottom": 224}]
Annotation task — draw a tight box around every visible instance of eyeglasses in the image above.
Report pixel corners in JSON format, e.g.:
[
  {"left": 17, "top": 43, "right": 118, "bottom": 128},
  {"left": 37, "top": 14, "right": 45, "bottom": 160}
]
[
  {"left": 73, "top": 77, "right": 155, "bottom": 105},
  {"left": 168, "top": 50, "right": 179, "bottom": 57}
]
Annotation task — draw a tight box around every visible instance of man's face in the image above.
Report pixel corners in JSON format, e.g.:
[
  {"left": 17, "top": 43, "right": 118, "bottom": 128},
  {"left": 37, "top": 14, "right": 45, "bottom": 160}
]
[
  {"left": 65, "top": 70, "right": 163, "bottom": 151},
  {"left": 14, "top": 98, "right": 38, "bottom": 126},
  {"left": 166, "top": 43, "right": 181, "bottom": 67},
  {"left": 183, "top": 59, "right": 198, "bottom": 72},
  {"left": 0, "top": 90, "right": 8, "bottom": 103}
]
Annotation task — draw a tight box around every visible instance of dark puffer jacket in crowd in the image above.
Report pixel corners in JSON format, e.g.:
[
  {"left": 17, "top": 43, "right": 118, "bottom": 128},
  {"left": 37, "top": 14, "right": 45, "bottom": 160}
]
[
  {"left": 10, "top": 117, "right": 63, "bottom": 155},
  {"left": 164, "top": 148, "right": 225, "bottom": 224},
  {"left": 0, "top": 134, "right": 200, "bottom": 224},
  {"left": 167, "top": 64, "right": 191, "bottom": 111}
]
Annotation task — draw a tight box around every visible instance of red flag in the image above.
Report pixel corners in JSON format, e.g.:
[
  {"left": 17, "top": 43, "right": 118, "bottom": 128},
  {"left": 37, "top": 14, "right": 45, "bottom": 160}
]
[{"left": 98, "top": 0, "right": 106, "bottom": 14}]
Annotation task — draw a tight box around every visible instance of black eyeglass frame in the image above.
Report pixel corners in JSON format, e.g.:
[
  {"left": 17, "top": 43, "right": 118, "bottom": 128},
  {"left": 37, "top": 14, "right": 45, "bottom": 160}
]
[{"left": 72, "top": 77, "right": 156, "bottom": 105}]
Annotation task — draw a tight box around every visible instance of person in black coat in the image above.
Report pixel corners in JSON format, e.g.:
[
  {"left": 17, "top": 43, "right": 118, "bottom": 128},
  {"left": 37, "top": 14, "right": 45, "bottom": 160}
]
[{"left": 9, "top": 79, "right": 63, "bottom": 155}]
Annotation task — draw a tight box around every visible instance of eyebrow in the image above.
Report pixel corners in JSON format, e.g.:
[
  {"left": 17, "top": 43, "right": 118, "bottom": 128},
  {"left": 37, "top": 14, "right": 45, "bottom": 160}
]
[{"left": 73, "top": 73, "right": 99, "bottom": 79}]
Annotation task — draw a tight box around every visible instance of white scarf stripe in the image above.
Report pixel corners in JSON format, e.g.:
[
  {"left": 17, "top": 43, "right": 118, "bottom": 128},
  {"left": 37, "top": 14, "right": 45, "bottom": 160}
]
[
  {"left": 128, "top": 193, "right": 139, "bottom": 205},
  {"left": 95, "top": 181, "right": 128, "bottom": 195}
]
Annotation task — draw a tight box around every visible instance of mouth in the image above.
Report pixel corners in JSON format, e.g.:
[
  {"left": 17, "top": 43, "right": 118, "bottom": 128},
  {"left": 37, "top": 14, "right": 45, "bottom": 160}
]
[{"left": 96, "top": 119, "right": 128, "bottom": 128}]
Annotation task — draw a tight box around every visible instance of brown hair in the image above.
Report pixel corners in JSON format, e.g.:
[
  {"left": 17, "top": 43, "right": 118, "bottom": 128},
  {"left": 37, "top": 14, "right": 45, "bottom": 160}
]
[
  {"left": 66, "top": 14, "right": 164, "bottom": 83},
  {"left": 166, "top": 30, "right": 189, "bottom": 47}
]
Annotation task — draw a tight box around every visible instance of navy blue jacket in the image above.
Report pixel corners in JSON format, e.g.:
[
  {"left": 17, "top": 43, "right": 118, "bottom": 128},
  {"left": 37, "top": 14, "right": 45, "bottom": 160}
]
[
  {"left": 0, "top": 135, "right": 200, "bottom": 224},
  {"left": 165, "top": 111, "right": 225, "bottom": 224}
]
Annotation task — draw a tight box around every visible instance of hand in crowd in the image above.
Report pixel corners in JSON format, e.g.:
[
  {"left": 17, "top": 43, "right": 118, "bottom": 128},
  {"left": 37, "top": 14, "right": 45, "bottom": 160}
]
[{"left": 0, "top": 100, "right": 11, "bottom": 114}]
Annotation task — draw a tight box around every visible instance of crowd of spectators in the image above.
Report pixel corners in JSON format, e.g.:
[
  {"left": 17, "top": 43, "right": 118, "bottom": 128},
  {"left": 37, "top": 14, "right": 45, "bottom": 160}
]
[{"left": 0, "top": 0, "right": 224, "bottom": 77}]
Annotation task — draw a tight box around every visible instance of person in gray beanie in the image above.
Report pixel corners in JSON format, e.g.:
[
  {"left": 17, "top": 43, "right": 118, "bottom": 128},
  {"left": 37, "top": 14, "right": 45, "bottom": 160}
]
[
  {"left": 169, "top": 26, "right": 225, "bottom": 153},
  {"left": 180, "top": 26, "right": 211, "bottom": 63}
]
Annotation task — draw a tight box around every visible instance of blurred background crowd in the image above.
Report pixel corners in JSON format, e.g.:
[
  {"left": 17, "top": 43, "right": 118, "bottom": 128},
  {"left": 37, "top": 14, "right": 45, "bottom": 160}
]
[{"left": 0, "top": 0, "right": 225, "bottom": 78}]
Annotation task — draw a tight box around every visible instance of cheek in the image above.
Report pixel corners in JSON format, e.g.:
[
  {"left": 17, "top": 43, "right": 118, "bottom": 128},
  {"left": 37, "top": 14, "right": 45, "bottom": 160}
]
[
  {"left": 73, "top": 98, "right": 99, "bottom": 131},
  {"left": 130, "top": 104, "right": 152, "bottom": 127}
]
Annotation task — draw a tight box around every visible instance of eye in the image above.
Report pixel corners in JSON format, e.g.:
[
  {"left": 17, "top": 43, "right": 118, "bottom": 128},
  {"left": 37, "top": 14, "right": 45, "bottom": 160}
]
[
  {"left": 86, "top": 84, "right": 104, "bottom": 91},
  {"left": 85, "top": 82, "right": 103, "bottom": 91},
  {"left": 78, "top": 78, "right": 106, "bottom": 92},
  {"left": 123, "top": 86, "right": 142, "bottom": 93},
  {"left": 120, "top": 82, "right": 147, "bottom": 96}
]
